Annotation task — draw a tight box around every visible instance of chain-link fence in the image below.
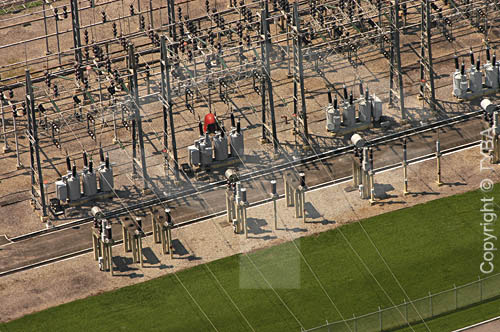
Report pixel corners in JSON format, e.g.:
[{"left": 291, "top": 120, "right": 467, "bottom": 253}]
[{"left": 302, "top": 273, "right": 500, "bottom": 332}]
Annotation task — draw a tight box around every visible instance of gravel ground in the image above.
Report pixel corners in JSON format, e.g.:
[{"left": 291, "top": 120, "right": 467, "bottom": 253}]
[
  {"left": 0, "top": 0, "right": 496, "bottom": 238},
  {"left": 1, "top": 144, "right": 499, "bottom": 323}
]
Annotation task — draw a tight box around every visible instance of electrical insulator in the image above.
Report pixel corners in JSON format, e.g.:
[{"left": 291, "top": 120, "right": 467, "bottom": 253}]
[
  {"left": 129, "top": 4, "right": 134, "bottom": 15},
  {"left": 63, "top": 6, "right": 68, "bottom": 18},
  {"left": 187, "top": 50, "right": 193, "bottom": 61},
  {"left": 139, "top": 15, "right": 145, "bottom": 30},
  {"left": 106, "top": 58, "right": 111, "bottom": 72},
  {"left": 12, "top": 105, "right": 17, "bottom": 118},
  {"left": 84, "top": 30, "right": 89, "bottom": 44},
  {"left": 107, "top": 84, "right": 115, "bottom": 95},
  {"left": 135, "top": 54, "right": 139, "bottom": 65},
  {"left": 9, "top": 89, "right": 13, "bottom": 99},
  {"left": 75, "top": 68, "right": 81, "bottom": 82},
  {"left": 112, "top": 23, "right": 117, "bottom": 37},
  {"left": 101, "top": 11, "right": 107, "bottom": 23},
  {"left": 53, "top": 84, "right": 59, "bottom": 97},
  {"left": 54, "top": 7, "right": 59, "bottom": 20}
]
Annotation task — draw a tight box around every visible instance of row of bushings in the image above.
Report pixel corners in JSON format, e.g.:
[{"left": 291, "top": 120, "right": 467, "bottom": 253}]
[
  {"left": 188, "top": 117, "right": 244, "bottom": 167},
  {"left": 453, "top": 48, "right": 499, "bottom": 99},
  {"left": 55, "top": 149, "right": 114, "bottom": 202},
  {"left": 326, "top": 85, "right": 382, "bottom": 132}
]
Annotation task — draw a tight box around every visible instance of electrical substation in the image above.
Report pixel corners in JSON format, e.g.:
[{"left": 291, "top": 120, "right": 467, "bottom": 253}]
[{"left": 0, "top": 0, "right": 499, "bottom": 279}]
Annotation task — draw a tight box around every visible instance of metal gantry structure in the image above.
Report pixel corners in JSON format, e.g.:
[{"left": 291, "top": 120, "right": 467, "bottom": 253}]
[
  {"left": 389, "top": 0, "right": 405, "bottom": 119},
  {"left": 419, "top": 0, "right": 437, "bottom": 113},
  {"left": 0, "top": 0, "right": 497, "bottom": 216}
]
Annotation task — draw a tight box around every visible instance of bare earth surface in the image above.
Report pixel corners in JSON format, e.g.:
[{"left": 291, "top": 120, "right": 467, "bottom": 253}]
[{"left": 1, "top": 145, "right": 499, "bottom": 324}]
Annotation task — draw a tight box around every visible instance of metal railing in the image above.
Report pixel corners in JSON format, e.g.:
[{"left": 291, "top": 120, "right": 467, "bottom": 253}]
[{"left": 302, "top": 273, "right": 500, "bottom": 332}]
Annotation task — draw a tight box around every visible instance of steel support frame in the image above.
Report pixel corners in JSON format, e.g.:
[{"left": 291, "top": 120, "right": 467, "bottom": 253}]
[
  {"left": 160, "top": 35, "right": 179, "bottom": 180},
  {"left": 128, "top": 44, "right": 149, "bottom": 190},
  {"left": 70, "top": 0, "right": 83, "bottom": 79},
  {"left": 292, "top": 3, "right": 309, "bottom": 146},
  {"left": 26, "top": 70, "right": 47, "bottom": 218},
  {"left": 260, "top": 2, "right": 279, "bottom": 151},
  {"left": 389, "top": 0, "right": 406, "bottom": 120},
  {"left": 419, "top": 0, "right": 437, "bottom": 113}
]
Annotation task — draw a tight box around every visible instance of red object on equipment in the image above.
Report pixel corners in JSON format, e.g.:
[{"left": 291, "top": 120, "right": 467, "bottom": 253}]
[{"left": 203, "top": 113, "right": 217, "bottom": 133}]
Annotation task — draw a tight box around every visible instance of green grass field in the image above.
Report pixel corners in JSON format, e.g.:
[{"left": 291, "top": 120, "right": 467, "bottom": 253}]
[{"left": 2, "top": 185, "right": 500, "bottom": 332}]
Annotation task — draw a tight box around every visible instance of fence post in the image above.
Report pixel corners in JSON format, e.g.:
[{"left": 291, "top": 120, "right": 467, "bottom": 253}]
[
  {"left": 326, "top": 320, "right": 331, "bottom": 332},
  {"left": 479, "top": 276, "right": 482, "bottom": 301},
  {"left": 454, "top": 284, "right": 457, "bottom": 310},
  {"left": 404, "top": 299, "right": 408, "bottom": 322},
  {"left": 379, "top": 306, "right": 382, "bottom": 331},
  {"left": 429, "top": 291, "right": 433, "bottom": 317},
  {"left": 353, "top": 314, "right": 357, "bottom": 332}
]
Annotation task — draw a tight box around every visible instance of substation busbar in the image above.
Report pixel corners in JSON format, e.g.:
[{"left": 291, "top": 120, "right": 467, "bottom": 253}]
[
  {"left": 151, "top": 207, "right": 174, "bottom": 257},
  {"left": 270, "top": 180, "right": 278, "bottom": 229},
  {"left": 351, "top": 134, "right": 374, "bottom": 202},
  {"left": 224, "top": 169, "right": 250, "bottom": 236},
  {"left": 283, "top": 170, "right": 306, "bottom": 223},
  {"left": 91, "top": 207, "right": 113, "bottom": 275},
  {"left": 403, "top": 138, "right": 409, "bottom": 195},
  {"left": 161, "top": 208, "right": 174, "bottom": 258},
  {"left": 227, "top": 182, "right": 249, "bottom": 236},
  {"left": 120, "top": 216, "right": 144, "bottom": 267}
]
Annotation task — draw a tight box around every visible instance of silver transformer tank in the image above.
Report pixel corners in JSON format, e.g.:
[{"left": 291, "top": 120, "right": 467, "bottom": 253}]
[
  {"left": 67, "top": 164, "right": 81, "bottom": 201},
  {"left": 188, "top": 143, "right": 201, "bottom": 166},
  {"left": 358, "top": 99, "right": 371, "bottom": 124},
  {"left": 82, "top": 161, "right": 98, "bottom": 197},
  {"left": 230, "top": 122, "right": 244, "bottom": 158},
  {"left": 371, "top": 95, "right": 382, "bottom": 122},
  {"left": 468, "top": 52, "right": 483, "bottom": 94},
  {"left": 342, "top": 102, "right": 356, "bottom": 127},
  {"left": 188, "top": 122, "right": 213, "bottom": 167},
  {"left": 325, "top": 93, "right": 341, "bottom": 132},
  {"left": 358, "top": 86, "right": 371, "bottom": 124},
  {"left": 199, "top": 133, "right": 213, "bottom": 166},
  {"left": 213, "top": 131, "right": 229, "bottom": 161},
  {"left": 453, "top": 58, "right": 468, "bottom": 98},
  {"left": 55, "top": 156, "right": 72, "bottom": 202},
  {"left": 98, "top": 152, "right": 114, "bottom": 192},
  {"left": 55, "top": 178, "right": 67, "bottom": 202},
  {"left": 484, "top": 50, "right": 499, "bottom": 90},
  {"left": 341, "top": 87, "right": 356, "bottom": 127}
]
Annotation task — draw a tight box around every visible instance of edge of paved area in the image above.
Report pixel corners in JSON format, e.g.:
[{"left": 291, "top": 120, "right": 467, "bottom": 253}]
[{"left": 452, "top": 316, "right": 500, "bottom": 332}]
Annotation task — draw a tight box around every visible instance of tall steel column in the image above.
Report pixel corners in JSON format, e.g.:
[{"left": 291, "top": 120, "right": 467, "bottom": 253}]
[
  {"left": 261, "top": 2, "right": 279, "bottom": 152},
  {"left": 160, "top": 36, "right": 179, "bottom": 180},
  {"left": 70, "top": 0, "right": 83, "bottom": 70},
  {"left": 26, "top": 70, "right": 47, "bottom": 218},
  {"left": 389, "top": 0, "right": 406, "bottom": 119},
  {"left": 292, "top": 3, "right": 309, "bottom": 146},
  {"left": 128, "top": 44, "right": 149, "bottom": 191},
  {"left": 419, "top": 0, "right": 437, "bottom": 112},
  {"left": 167, "top": 0, "right": 176, "bottom": 42}
]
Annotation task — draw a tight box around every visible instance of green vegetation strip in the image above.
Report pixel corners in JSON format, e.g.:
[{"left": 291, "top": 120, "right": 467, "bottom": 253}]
[
  {"left": 2, "top": 185, "right": 500, "bottom": 331},
  {"left": 0, "top": 1, "right": 41, "bottom": 15}
]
